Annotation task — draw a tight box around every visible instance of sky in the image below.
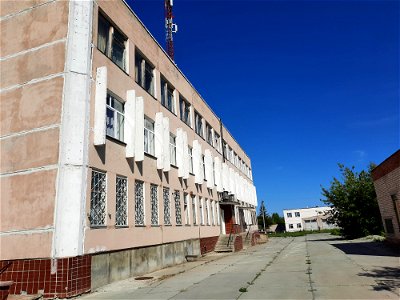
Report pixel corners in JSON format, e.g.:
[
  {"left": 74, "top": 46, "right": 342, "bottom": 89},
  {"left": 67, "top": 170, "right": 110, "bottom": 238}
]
[{"left": 127, "top": 0, "right": 399, "bottom": 215}]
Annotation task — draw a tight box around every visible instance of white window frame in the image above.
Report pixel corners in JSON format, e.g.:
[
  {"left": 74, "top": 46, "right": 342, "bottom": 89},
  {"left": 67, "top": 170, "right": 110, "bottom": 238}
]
[
  {"left": 106, "top": 93, "right": 125, "bottom": 142},
  {"left": 144, "top": 117, "right": 155, "bottom": 156},
  {"left": 170, "top": 133, "right": 177, "bottom": 166}
]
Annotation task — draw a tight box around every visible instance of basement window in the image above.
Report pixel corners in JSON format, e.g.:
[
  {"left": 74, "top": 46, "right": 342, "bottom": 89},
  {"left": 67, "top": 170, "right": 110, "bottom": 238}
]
[{"left": 97, "top": 12, "right": 127, "bottom": 71}]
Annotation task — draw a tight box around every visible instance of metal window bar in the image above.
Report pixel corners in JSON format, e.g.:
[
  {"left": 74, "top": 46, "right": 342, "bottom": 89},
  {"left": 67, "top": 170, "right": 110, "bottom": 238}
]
[
  {"left": 151, "top": 184, "right": 159, "bottom": 225},
  {"left": 90, "top": 170, "right": 107, "bottom": 227},
  {"left": 174, "top": 191, "right": 182, "bottom": 225},
  {"left": 163, "top": 187, "right": 171, "bottom": 225},
  {"left": 115, "top": 176, "right": 128, "bottom": 226},
  {"left": 135, "top": 181, "right": 145, "bottom": 225}
]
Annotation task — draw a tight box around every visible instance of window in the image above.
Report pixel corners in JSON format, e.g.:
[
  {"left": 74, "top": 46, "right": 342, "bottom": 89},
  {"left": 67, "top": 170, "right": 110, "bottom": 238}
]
[
  {"left": 163, "top": 187, "right": 171, "bottom": 225},
  {"left": 391, "top": 194, "right": 400, "bottom": 231},
  {"left": 205, "top": 199, "right": 210, "bottom": 225},
  {"left": 233, "top": 152, "right": 238, "bottom": 166},
  {"left": 170, "top": 134, "right": 177, "bottom": 165},
  {"left": 97, "top": 13, "right": 127, "bottom": 70},
  {"left": 161, "top": 76, "right": 175, "bottom": 112},
  {"left": 144, "top": 117, "right": 155, "bottom": 156},
  {"left": 106, "top": 93, "right": 124, "bottom": 141},
  {"left": 150, "top": 184, "right": 158, "bottom": 225},
  {"left": 194, "top": 111, "right": 204, "bottom": 138},
  {"left": 90, "top": 170, "right": 107, "bottom": 227},
  {"left": 192, "top": 195, "right": 197, "bottom": 225},
  {"left": 289, "top": 224, "right": 294, "bottom": 229},
  {"left": 199, "top": 197, "right": 204, "bottom": 225},
  {"left": 205, "top": 123, "right": 213, "bottom": 145},
  {"left": 384, "top": 218, "right": 394, "bottom": 234},
  {"left": 287, "top": 212, "right": 292, "bottom": 218},
  {"left": 184, "top": 193, "right": 190, "bottom": 225},
  {"left": 115, "top": 176, "right": 127, "bottom": 226},
  {"left": 230, "top": 148, "right": 234, "bottom": 164},
  {"left": 135, "top": 51, "right": 155, "bottom": 96},
  {"left": 211, "top": 200, "right": 215, "bottom": 225},
  {"left": 214, "top": 132, "right": 221, "bottom": 153},
  {"left": 174, "top": 191, "right": 182, "bottom": 225},
  {"left": 135, "top": 181, "right": 145, "bottom": 225},
  {"left": 202, "top": 155, "right": 206, "bottom": 179},
  {"left": 223, "top": 141, "right": 229, "bottom": 160},
  {"left": 295, "top": 212, "right": 300, "bottom": 217},
  {"left": 297, "top": 223, "right": 302, "bottom": 228},
  {"left": 188, "top": 146, "right": 193, "bottom": 173},
  {"left": 179, "top": 96, "right": 191, "bottom": 126}
]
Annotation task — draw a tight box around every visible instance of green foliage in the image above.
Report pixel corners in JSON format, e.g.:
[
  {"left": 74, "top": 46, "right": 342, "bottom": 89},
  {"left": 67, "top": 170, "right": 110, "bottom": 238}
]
[
  {"left": 268, "top": 229, "right": 337, "bottom": 237},
  {"left": 271, "top": 212, "right": 285, "bottom": 224},
  {"left": 321, "top": 163, "right": 383, "bottom": 239}
]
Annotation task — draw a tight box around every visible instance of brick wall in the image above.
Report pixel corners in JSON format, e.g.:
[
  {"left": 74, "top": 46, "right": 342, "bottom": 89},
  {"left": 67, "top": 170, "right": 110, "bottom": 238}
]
[
  {"left": 251, "top": 232, "right": 261, "bottom": 246},
  {"left": 372, "top": 151, "right": 400, "bottom": 243},
  {"left": 0, "top": 256, "right": 91, "bottom": 299},
  {"left": 234, "top": 235, "right": 243, "bottom": 252},
  {"left": 200, "top": 236, "right": 219, "bottom": 255}
]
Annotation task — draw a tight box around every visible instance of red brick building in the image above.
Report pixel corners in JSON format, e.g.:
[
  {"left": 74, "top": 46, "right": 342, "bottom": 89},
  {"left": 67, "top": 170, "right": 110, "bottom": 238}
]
[{"left": 371, "top": 150, "right": 400, "bottom": 245}]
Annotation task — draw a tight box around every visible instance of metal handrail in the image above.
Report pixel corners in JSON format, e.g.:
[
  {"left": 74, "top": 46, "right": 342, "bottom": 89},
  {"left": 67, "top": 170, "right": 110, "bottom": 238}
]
[{"left": 227, "top": 224, "right": 238, "bottom": 247}]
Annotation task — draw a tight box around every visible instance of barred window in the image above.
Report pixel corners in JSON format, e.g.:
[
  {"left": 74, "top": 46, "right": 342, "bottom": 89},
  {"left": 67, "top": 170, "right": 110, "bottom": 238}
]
[
  {"left": 115, "top": 176, "right": 127, "bottom": 226},
  {"left": 151, "top": 184, "right": 159, "bottom": 225},
  {"left": 135, "top": 181, "right": 145, "bottom": 225},
  {"left": 163, "top": 187, "right": 171, "bottom": 225},
  {"left": 90, "top": 170, "right": 107, "bottom": 227},
  {"left": 174, "top": 190, "right": 182, "bottom": 225}
]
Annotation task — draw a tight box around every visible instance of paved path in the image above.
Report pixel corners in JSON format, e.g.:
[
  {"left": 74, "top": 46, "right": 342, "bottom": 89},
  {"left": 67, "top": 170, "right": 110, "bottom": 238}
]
[{"left": 81, "top": 233, "right": 399, "bottom": 299}]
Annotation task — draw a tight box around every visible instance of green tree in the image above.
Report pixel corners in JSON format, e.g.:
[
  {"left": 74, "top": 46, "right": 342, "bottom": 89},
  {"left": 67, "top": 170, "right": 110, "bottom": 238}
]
[
  {"left": 321, "top": 163, "right": 383, "bottom": 239},
  {"left": 271, "top": 213, "right": 285, "bottom": 225},
  {"left": 257, "top": 201, "right": 272, "bottom": 230}
]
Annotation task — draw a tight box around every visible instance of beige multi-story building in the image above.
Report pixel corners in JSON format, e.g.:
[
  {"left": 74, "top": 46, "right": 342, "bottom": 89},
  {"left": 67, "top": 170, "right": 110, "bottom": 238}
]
[
  {"left": 372, "top": 150, "right": 400, "bottom": 245},
  {"left": 0, "top": 0, "right": 257, "bottom": 298}
]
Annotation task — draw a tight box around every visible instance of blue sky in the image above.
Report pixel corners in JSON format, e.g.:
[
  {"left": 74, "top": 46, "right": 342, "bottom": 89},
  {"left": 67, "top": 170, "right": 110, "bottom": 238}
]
[{"left": 127, "top": 0, "right": 399, "bottom": 215}]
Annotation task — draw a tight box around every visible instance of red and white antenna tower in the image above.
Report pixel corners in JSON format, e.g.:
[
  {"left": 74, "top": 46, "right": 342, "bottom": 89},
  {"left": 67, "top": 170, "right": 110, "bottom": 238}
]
[{"left": 165, "top": 0, "right": 178, "bottom": 60}]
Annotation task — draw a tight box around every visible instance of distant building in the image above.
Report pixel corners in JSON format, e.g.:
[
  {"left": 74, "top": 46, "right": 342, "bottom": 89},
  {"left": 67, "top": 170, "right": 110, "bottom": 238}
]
[
  {"left": 372, "top": 150, "right": 400, "bottom": 245},
  {"left": 283, "top": 206, "right": 337, "bottom": 232}
]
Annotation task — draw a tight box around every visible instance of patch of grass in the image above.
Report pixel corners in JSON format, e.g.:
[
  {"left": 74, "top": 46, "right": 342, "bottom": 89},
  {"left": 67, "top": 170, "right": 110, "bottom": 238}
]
[
  {"left": 268, "top": 229, "right": 340, "bottom": 238},
  {"left": 239, "top": 287, "right": 248, "bottom": 293}
]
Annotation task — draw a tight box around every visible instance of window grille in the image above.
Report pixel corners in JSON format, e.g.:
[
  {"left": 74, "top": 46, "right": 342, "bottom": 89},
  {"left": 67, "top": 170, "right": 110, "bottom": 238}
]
[
  {"left": 90, "top": 170, "right": 107, "bottom": 227},
  {"left": 106, "top": 94, "right": 124, "bottom": 141},
  {"left": 163, "top": 187, "right": 171, "bottom": 225},
  {"left": 115, "top": 176, "right": 127, "bottom": 226},
  {"left": 199, "top": 197, "right": 204, "bottom": 225},
  {"left": 151, "top": 184, "right": 158, "bottom": 225},
  {"left": 135, "top": 181, "right": 145, "bottom": 225},
  {"left": 174, "top": 190, "right": 182, "bottom": 225}
]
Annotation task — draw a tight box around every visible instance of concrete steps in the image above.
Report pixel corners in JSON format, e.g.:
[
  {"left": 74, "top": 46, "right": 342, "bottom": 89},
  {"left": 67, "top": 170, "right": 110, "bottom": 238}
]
[{"left": 214, "top": 235, "right": 234, "bottom": 253}]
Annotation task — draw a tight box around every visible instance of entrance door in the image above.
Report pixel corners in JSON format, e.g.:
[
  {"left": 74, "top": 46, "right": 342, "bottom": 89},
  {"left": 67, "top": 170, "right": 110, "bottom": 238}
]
[
  {"left": 220, "top": 208, "right": 226, "bottom": 234},
  {"left": 222, "top": 205, "right": 234, "bottom": 234}
]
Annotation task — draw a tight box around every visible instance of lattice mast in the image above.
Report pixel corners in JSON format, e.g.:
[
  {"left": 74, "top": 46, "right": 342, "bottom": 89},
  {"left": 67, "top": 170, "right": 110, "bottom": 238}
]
[{"left": 165, "top": 0, "right": 178, "bottom": 60}]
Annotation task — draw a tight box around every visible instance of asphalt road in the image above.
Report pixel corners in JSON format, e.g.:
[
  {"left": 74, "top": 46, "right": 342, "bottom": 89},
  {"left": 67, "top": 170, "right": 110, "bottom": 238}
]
[{"left": 81, "top": 233, "right": 399, "bottom": 299}]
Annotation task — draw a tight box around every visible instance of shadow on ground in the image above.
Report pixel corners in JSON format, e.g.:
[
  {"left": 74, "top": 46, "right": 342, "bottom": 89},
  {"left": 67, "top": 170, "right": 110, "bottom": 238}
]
[
  {"left": 358, "top": 267, "right": 400, "bottom": 294},
  {"left": 331, "top": 241, "right": 400, "bottom": 257}
]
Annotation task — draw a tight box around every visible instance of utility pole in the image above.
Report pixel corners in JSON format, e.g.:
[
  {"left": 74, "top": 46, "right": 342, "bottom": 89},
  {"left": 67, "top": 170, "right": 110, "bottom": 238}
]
[{"left": 260, "top": 200, "right": 266, "bottom": 233}]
